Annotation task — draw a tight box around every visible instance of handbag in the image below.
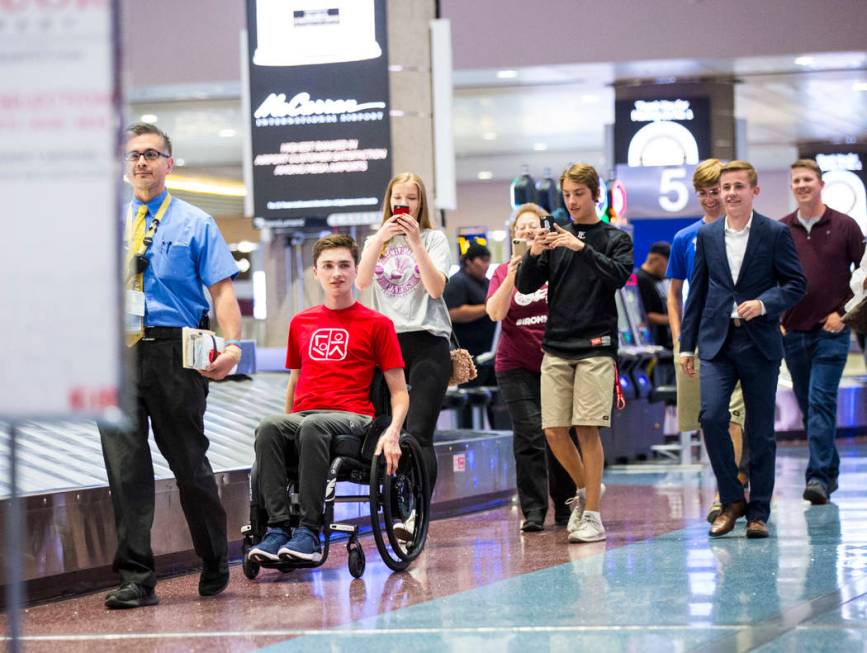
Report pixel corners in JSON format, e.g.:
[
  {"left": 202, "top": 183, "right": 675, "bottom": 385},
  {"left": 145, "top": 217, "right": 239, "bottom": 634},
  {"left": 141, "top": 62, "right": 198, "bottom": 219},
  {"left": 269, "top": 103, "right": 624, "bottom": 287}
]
[
  {"left": 842, "top": 295, "right": 867, "bottom": 333},
  {"left": 448, "top": 332, "right": 477, "bottom": 386}
]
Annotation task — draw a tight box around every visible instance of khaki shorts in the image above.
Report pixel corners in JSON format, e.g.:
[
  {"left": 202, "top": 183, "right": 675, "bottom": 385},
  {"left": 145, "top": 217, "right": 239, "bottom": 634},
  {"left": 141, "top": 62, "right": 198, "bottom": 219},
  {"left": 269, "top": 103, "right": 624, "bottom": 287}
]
[
  {"left": 541, "top": 353, "right": 616, "bottom": 428},
  {"left": 673, "top": 342, "right": 745, "bottom": 431}
]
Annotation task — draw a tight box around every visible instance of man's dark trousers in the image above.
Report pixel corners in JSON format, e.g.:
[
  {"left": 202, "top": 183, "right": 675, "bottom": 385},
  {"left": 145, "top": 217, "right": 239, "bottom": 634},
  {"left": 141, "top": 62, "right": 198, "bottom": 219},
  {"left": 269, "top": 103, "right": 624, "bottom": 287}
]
[
  {"left": 701, "top": 325, "right": 780, "bottom": 523},
  {"left": 99, "top": 335, "right": 228, "bottom": 588}
]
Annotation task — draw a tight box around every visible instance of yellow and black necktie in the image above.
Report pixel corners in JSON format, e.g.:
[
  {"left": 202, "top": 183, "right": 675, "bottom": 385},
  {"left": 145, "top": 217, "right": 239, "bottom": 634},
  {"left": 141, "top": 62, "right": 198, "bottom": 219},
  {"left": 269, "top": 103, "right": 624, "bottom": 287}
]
[{"left": 125, "top": 204, "right": 148, "bottom": 347}]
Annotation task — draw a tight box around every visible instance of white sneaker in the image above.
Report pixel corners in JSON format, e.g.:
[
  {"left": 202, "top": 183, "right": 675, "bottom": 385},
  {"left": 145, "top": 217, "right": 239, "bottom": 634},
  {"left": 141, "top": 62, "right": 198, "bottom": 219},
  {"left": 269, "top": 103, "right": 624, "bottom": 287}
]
[
  {"left": 565, "top": 491, "right": 585, "bottom": 533},
  {"left": 565, "top": 483, "right": 606, "bottom": 533},
  {"left": 392, "top": 509, "right": 416, "bottom": 543},
  {"left": 568, "top": 511, "right": 606, "bottom": 543}
]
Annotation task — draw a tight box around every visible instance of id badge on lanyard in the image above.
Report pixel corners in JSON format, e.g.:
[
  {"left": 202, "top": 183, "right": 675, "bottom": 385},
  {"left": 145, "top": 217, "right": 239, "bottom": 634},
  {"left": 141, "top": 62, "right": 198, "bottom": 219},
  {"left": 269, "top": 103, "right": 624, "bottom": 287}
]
[{"left": 125, "top": 289, "right": 145, "bottom": 335}]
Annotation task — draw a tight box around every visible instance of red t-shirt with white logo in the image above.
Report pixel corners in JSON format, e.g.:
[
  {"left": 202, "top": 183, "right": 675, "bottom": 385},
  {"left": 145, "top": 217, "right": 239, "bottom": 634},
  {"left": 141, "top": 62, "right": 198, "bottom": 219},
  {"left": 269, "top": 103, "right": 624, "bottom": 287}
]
[
  {"left": 286, "top": 302, "right": 405, "bottom": 416},
  {"left": 486, "top": 262, "right": 548, "bottom": 374}
]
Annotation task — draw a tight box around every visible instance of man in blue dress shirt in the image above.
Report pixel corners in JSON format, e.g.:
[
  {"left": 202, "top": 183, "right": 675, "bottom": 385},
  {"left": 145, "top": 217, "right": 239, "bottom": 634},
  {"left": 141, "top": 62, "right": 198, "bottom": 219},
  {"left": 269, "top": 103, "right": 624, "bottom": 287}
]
[{"left": 100, "top": 123, "right": 242, "bottom": 609}]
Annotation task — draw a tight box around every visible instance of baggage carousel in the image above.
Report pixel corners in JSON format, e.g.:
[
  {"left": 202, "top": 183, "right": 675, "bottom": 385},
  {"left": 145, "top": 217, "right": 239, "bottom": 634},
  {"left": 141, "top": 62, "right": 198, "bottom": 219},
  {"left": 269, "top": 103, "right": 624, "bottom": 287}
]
[{"left": 0, "top": 373, "right": 517, "bottom": 604}]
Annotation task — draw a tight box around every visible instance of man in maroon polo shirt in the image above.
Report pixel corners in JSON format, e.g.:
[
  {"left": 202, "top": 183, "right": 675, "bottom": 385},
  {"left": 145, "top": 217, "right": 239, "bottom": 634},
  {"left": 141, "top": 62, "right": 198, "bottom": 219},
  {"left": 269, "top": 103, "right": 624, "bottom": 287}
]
[{"left": 780, "top": 159, "right": 865, "bottom": 505}]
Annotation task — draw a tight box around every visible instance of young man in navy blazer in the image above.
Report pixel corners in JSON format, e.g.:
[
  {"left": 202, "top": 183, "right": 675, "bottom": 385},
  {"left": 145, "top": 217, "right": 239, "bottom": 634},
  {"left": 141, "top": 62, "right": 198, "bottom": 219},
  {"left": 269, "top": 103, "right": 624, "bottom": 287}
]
[{"left": 680, "top": 160, "right": 806, "bottom": 539}]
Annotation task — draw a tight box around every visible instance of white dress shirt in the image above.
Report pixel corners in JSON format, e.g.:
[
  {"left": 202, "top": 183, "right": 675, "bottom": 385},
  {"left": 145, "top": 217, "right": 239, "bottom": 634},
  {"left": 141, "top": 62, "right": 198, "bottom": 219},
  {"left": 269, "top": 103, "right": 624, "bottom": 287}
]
[
  {"left": 725, "top": 213, "right": 753, "bottom": 317},
  {"left": 680, "top": 212, "right": 763, "bottom": 358}
]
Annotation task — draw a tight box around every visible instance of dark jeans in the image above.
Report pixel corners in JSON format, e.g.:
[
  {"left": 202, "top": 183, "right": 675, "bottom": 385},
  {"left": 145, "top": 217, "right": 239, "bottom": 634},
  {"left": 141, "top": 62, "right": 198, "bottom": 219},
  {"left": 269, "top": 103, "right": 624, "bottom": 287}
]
[
  {"left": 98, "top": 336, "right": 227, "bottom": 589},
  {"left": 701, "top": 327, "right": 780, "bottom": 523},
  {"left": 398, "top": 330, "right": 451, "bottom": 491},
  {"left": 784, "top": 327, "right": 850, "bottom": 488},
  {"left": 254, "top": 411, "right": 372, "bottom": 531},
  {"left": 497, "top": 368, "right": 576, "bottom": 520}
]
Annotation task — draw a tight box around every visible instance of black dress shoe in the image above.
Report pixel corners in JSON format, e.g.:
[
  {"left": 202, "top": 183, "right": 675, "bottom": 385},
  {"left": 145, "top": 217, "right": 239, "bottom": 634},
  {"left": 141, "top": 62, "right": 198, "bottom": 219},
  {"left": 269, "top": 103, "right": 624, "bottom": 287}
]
[
  {"left": 105, "top": 583, "right": 159, "bottom": 609},
  {"left": 803, "top": 480, "right": 828, "bottom": 505},
  {"left": 520, "top": 515, "right": 545, "bottom": 532},
  {"left": 746, "top": 520, "right": 769, "bottom": 538},
  {"left": 199, "top": 559, "right": 230, "bottom": 597}
]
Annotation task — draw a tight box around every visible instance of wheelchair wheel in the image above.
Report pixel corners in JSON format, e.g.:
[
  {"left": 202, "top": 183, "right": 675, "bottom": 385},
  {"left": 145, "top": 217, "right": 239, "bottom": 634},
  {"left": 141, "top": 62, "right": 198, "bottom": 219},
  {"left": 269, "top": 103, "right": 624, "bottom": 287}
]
[
  {"left": 369, "top": 433, "right": 430, "bottom": 571},
  {"left": 347, "top": 540, "right": 366, "bottom": 578},
  {"left": 241, "top": 540, "right": 260, "bottom": 580}
]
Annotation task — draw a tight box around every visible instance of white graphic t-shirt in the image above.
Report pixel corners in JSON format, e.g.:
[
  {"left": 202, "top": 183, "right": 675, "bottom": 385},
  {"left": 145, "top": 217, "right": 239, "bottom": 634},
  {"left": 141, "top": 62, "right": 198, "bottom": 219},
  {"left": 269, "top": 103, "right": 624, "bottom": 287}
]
[{"left": 363, "top": 229, "right": 452, "bottom": 339}]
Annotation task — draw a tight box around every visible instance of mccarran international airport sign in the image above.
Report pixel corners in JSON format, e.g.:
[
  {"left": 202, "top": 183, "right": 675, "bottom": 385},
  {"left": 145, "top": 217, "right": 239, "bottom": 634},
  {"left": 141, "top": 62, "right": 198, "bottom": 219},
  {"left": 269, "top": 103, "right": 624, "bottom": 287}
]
[{"left": 245, "top": 0, "right": 392, "bottom": 223}]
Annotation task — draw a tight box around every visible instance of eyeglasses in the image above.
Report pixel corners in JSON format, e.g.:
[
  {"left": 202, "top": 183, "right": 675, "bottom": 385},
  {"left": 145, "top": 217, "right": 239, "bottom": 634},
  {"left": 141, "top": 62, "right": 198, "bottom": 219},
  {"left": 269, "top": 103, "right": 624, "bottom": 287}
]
[
  {"left": 125, "top": 149, "right": 170, "bottom": 162},
  {"left": 696, "top": 188, "right": 720, "bottom": 199}
]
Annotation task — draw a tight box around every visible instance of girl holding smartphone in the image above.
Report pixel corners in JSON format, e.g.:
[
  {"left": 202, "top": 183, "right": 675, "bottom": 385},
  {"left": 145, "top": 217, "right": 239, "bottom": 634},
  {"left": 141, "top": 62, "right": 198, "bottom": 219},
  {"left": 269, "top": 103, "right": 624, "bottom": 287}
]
[
  {"left": 357, "top": 172, "right": 452, "bottom": 495},
  {"left": 486, "top": 203, "right": 575, "bottom": 531}
]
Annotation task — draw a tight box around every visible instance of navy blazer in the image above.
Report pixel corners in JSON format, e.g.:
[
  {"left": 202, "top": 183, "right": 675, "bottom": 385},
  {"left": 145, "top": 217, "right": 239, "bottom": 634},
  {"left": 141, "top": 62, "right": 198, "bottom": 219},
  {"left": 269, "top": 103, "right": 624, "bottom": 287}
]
[{"left": 680, "top": 212, "right": 806, "bottom": 361}]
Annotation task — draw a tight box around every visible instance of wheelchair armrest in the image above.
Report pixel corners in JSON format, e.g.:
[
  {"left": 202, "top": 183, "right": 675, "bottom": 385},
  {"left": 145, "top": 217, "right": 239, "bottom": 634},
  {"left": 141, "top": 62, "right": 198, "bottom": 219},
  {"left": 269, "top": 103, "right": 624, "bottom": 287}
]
[{"left": 361, "top": 415, "right": 392, "bottom": 460}]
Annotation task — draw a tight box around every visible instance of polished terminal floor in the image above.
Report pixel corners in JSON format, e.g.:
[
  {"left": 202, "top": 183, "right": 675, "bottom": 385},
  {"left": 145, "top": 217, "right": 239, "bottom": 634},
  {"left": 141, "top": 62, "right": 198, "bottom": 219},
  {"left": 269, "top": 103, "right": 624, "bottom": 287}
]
[{"left": 3, "top": 440, "right": 867, "bottom": 652}]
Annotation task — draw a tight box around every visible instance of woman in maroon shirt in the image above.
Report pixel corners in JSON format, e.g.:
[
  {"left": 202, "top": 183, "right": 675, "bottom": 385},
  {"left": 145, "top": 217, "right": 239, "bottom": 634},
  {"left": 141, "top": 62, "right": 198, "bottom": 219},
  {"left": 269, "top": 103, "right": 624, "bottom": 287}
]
[{"left": 486, "top": 203, "right": 575, "bottom": 532}]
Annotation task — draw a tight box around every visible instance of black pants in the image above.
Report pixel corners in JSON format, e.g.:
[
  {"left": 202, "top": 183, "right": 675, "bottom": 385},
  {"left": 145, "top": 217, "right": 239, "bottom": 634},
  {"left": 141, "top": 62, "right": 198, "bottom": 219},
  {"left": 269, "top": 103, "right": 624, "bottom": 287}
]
[
  {"left": 497, "top": 368, "right": 576, "bottom": 520},
  {"left": 397, "top": 330, "right": 452, "bottom": 491},
  {"left": 254, "top": 411, "right": 372, "bottom": 531},
  {"left": 98, "top": 334, "right": 227, "bottom": 589}
]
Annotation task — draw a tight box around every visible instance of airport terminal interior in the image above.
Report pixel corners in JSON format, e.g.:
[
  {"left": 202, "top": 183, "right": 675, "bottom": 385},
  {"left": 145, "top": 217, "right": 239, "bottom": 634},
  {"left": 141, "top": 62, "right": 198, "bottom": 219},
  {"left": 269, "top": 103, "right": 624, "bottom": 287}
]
[{"left": 3, "top": 0, "right": 867, "bottom": 651}]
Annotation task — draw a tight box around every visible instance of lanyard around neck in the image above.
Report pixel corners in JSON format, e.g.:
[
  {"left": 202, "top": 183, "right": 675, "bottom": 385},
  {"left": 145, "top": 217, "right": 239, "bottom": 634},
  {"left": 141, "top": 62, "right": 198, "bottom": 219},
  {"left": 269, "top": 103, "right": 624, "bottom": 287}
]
[{"left": 127, "top": 192, "right": 173, "bottom": 258}]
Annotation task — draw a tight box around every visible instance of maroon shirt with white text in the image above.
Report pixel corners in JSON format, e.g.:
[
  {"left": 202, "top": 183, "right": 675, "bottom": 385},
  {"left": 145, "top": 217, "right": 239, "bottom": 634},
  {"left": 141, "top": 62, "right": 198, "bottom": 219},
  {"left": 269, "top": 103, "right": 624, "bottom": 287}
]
[{"left": 486, "top": 262, "right": 548, "bottom": 374}]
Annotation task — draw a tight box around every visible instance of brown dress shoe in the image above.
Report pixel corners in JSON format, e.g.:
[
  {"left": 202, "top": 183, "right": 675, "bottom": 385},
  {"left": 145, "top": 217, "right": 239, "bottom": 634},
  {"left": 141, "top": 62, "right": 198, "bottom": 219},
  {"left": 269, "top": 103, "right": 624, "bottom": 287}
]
[
  {"left": 745, "top": 520, "right": 769, "bottom": 539},
  {"left": 708, "top": 500, "right": 747, "bottom": 537}
]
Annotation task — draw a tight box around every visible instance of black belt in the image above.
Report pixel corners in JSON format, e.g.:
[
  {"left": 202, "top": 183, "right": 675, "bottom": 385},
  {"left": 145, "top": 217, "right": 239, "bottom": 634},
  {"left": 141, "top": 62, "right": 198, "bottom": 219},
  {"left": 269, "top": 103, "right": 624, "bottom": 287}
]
[{"left": 143, "top": 326, "right": 183, "bottom": 340}]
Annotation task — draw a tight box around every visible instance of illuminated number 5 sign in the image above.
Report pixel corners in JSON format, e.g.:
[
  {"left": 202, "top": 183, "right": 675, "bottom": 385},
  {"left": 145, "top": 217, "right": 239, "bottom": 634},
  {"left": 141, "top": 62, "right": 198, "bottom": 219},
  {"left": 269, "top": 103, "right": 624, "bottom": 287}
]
[
  {"left": 614, "top": 164, "right": 700, "bottom": 218},
  {"left": 659, "top": 168, "right": 689, "bottom": 212}
]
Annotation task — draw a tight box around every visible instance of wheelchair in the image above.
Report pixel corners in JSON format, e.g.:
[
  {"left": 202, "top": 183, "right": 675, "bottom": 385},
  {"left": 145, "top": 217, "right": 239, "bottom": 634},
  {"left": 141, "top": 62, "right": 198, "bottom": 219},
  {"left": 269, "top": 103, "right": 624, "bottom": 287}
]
[{"left": 240, "top": 376, "right": 431, "bottom": 579}]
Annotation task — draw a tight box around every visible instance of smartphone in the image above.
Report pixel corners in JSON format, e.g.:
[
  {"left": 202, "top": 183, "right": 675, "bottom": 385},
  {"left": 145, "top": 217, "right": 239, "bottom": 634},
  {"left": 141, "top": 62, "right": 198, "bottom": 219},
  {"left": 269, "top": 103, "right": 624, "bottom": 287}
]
[
  {"left": 393, "top": 205, "right": 410, "bottom": 215},
  {"left": 512, "top": 239, "right": 528, "bottom": 257},
  {"left": 539, "top": 215, "right": 556, "bottom": 232}
]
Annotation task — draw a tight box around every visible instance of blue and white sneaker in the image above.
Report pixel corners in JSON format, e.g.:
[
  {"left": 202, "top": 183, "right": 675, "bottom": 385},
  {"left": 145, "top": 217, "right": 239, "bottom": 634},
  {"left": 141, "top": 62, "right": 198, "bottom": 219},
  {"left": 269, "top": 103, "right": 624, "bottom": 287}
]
[
  {"left": 248, "top": 527, "right": 290, "bottom": 562},
  {"left": 278, "top": 526, "right": 322, "bottom": 562}
]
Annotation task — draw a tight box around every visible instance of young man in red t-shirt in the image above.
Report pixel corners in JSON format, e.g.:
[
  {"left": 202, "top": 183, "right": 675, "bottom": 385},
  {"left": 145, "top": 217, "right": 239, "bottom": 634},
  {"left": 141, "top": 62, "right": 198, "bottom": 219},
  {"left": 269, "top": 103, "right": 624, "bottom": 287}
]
[{"left": 249, "top": 234, "right": 408, "bottom": 563}]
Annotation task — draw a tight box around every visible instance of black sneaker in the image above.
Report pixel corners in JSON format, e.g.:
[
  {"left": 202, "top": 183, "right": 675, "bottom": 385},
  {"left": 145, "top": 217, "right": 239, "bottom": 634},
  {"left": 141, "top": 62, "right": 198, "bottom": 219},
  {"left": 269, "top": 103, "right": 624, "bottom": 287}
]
[
  {"left": 105, "top": 582, "right": 159, "bottom": 609},
  {"left": 199, "top": 558, "right": 230, "bottom": 597},
  {"left": 803, "top": 479, "right": 829, "bottom": 505}
]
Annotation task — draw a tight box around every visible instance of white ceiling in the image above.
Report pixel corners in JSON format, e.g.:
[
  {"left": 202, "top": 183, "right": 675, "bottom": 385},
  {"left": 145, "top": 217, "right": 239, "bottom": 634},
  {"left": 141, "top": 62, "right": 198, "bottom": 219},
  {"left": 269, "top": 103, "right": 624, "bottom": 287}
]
[{"left": 127, "top": 51, "right": 867, "bottom": 211}]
